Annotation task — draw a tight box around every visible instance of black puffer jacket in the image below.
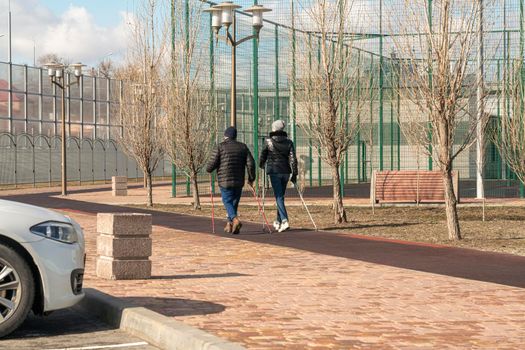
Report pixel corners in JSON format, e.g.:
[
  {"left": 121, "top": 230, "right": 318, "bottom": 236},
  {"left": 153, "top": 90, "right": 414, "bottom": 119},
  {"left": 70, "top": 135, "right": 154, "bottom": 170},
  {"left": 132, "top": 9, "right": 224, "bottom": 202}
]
[
  {"left": 259, "top": 131, "right": 298, "bottom": 176},
  {"left": 206, "top": 138, "right": 256, "bottom": 189}
]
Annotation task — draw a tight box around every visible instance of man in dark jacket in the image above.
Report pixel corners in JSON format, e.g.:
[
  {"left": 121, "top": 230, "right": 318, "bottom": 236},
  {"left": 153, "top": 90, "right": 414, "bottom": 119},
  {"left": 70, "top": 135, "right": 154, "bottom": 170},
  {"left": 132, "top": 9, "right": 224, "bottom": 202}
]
[
  {"left": 206, "top": 127, "right": 256, "bottom": 234},
  {"left": 259, "top": 120, "right": 298, "bottom": 232}
]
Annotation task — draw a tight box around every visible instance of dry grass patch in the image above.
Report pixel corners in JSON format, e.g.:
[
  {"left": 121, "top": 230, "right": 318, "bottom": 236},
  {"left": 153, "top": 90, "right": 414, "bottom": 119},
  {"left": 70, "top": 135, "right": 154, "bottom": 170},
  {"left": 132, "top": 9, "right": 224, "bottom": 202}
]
[{"left": 135, "top": 203, "right": 525, "bottom": 256}]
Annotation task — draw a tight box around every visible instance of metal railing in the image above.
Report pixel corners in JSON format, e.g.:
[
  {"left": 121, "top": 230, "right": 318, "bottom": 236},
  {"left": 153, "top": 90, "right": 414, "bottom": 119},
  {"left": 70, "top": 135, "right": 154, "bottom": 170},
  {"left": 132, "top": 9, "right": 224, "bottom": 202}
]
[{"left": 0, "top": 132, "right": 171, "bottom": 188}]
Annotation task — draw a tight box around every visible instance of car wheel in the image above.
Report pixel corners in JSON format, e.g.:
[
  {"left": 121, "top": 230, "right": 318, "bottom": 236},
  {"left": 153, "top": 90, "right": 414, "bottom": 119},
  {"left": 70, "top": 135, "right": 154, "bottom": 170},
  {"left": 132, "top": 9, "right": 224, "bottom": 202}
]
[{"left": 0, "top": 244, "right": 35, "bottom": 338}]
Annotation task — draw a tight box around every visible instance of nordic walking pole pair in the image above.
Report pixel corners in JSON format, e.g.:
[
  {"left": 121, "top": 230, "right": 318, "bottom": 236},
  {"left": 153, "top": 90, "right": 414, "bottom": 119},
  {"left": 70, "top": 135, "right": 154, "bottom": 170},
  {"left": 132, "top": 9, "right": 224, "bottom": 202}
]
[
  {"left": 249, "top": 181, "right": 273, "bottom": 234},
  {"left": 210, "top": 172, "right": 271, "bottom": 234},
  {"left": 292, "top": 182, "right": 318, "bottom": 231}
]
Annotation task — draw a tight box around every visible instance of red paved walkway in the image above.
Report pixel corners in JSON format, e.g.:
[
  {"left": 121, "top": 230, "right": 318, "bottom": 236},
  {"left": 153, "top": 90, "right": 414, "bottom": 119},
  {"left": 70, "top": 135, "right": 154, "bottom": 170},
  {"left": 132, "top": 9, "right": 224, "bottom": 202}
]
[{"left": 2, "top": 187, "right": 525, "bottom": 348}]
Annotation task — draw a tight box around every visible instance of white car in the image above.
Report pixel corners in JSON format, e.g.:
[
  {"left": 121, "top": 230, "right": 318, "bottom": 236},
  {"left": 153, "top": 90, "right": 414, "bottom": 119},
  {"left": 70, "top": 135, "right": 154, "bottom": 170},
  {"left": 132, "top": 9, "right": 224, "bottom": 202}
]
[{"left": 0, "top": 199, "right": 85, "bottom": 337}]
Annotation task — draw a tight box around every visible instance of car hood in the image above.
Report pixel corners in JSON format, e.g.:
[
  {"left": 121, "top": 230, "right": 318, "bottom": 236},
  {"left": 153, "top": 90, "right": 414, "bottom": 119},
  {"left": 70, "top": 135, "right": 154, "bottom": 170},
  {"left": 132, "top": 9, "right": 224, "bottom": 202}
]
[{"left": 0, "top": 199, "right": 70, "bottom": 224}]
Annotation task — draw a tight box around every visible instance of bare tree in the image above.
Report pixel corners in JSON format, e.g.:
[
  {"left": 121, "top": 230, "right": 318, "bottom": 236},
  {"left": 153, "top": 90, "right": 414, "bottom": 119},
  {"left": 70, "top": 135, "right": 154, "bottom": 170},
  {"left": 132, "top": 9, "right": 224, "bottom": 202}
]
[
  {"left": 293, "top": 0, "right": 372, "bottom": 223},
  {"left": 162, "top": 0, "right": 216, "bottom": 210},
  {"left": 118, "top": 0, "right": 167, "bottom": 207},
  {"left": 37, "top": 53, "right": 67, "bottom": 67},
  {"left": 391, "top": 0, "right": 491, "bottom": 239},
  {"left": 97, "top": 58, "right": 117, "bottom": 78},
  {"left": 493, "top": 59, "right": 525, "bottom": 186}
]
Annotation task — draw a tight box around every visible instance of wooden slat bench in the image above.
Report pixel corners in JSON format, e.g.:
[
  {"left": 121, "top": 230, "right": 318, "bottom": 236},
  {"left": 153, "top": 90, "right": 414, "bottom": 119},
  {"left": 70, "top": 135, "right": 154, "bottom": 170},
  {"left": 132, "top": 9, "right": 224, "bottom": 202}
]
[{"left": 371, "top": 170, "right": 460, "bottom": 204}]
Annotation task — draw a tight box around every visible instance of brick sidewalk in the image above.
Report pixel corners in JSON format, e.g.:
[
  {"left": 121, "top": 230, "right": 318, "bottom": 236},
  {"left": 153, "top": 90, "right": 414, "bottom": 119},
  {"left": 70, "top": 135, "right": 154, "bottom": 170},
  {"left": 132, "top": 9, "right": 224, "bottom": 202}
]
[{"left": 2, "top": 188, "right": 525, "bottom": 348}]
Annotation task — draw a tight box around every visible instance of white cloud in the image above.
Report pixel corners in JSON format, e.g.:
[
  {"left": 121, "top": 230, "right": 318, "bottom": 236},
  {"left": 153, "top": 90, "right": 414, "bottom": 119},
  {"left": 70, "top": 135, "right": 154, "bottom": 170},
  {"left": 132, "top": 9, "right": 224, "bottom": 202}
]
[{"left": 0, "top": 0, "right": 131, "bottom": 66}]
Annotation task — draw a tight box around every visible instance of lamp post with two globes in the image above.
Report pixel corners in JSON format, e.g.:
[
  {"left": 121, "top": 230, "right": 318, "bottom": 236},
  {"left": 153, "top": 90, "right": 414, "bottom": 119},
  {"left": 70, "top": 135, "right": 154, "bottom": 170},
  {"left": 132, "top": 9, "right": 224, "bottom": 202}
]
[
  {"left": 43, "top": 62, "right": 86, "bottom": 196},
  {"left": 204, "top": 1, "right": 271, "bottom": 128}
]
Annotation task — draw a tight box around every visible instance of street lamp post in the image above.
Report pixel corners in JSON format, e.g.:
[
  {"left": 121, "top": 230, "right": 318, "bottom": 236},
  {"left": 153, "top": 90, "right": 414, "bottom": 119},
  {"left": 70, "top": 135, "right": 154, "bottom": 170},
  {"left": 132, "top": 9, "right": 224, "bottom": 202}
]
[
  {"left": 43, "top": 62, "right": 86, "bottom": 196},
  {"left": 205, "top": 1, "right": 271, "bottom": 128}
]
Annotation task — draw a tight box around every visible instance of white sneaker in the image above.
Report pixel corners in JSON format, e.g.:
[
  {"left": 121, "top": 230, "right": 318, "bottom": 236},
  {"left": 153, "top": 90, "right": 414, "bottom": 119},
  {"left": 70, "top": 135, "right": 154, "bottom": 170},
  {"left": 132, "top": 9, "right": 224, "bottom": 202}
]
[
  {"left": 273, "top": 221, "right": 281, "bottom": 231},
  {"left": 278, "top": 220, "right": 290, "bottom": 232}
]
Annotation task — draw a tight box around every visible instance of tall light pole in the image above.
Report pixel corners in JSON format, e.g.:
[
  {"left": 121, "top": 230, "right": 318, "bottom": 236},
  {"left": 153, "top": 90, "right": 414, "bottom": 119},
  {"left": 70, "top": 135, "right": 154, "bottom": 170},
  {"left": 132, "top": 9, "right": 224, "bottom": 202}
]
[
  {"left": 43, "top": 62, "right": 86, "bottom": 196},
  {"left": 476, "top": 0, "right": 485, "bottom": 199},
  {"left": 205, "top": 1, "right": 271, "bottom": 128}
]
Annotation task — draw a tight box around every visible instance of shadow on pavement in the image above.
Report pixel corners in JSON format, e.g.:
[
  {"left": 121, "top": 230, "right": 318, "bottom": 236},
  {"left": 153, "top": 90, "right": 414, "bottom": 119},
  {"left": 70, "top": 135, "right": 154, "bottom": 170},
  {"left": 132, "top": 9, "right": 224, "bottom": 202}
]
[
  {"left": 123, "top": 297, "right": 226, "bottom": 317},
  {"left": 4, "top": 190, "right": 525, "bottom": 289},
  {"left": 5, "top": 308, "right": 116, "bottom": 340},
  {"left": 323, "top": 222, "right": 420, "bottom": 231}
]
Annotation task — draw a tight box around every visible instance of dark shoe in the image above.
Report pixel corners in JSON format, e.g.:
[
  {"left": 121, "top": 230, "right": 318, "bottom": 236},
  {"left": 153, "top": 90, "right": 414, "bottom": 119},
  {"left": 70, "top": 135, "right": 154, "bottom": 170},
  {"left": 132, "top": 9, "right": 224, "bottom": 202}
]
[
  {"left": 224, "top": 222, "right": 232, "bottom": 234},
  {"left": 232, "top": 218, "right": 242, "bottom": 234}
]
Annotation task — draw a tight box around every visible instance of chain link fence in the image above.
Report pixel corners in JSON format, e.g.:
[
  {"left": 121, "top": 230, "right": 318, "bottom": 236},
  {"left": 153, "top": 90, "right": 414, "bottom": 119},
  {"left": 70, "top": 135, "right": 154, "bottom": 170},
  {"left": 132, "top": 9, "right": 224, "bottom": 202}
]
[
  {"left": 0, "top": 133, "right": 172, "bottom": 188},
  {"left": 1, "top": 1, "right": 525, "bottom": 198}
]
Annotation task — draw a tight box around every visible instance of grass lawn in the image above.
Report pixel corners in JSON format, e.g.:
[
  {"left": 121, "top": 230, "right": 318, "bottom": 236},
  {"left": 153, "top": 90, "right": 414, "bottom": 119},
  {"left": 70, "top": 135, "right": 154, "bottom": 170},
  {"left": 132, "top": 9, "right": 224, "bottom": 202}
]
[{"left": 136, "top": 203, "right": 525, "bottom": 257}]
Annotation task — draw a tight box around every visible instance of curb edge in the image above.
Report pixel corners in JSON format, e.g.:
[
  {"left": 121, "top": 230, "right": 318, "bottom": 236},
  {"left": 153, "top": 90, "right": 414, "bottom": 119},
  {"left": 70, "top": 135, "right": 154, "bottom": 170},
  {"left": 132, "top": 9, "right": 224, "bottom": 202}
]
[{"left": 76, "top": 288, "right": 246, "bottom": 350}]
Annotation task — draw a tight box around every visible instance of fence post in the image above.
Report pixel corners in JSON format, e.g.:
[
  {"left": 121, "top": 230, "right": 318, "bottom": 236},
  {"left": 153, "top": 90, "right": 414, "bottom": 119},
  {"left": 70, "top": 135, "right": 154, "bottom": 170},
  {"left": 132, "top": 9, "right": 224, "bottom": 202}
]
[
  {"left": 252, "top": 0, "right": 260, "bottom": 193},
  {"left": 390, "top": 65, "right": 394, "bottom": 171},
  {"left": 92, "top": 144, "right": 95, "bottom": 184},
  {"left": 274, "top": 24, "right": 279, "bottom": 121},
  {"left": 369, "top": 54, "right": 374, "bottom": 182},
  {"left": 32, "top": 137, "right": 36, "bottom": 188},
  {"left": 357, "top": 51, "right": 361, "bottom": 182},
  {"left": 427, "top": 0, "right": 433, "bottom": 171},
  {"left": 49, "top": 141, "right": 52, "bottom": 187},
  {"left": 104, "top": 145, "right": 107, "bottom": 184},
  {"left": 79, "top": 143, "right": 82, "bottom": 185},
  {"left": 317, "top": 38, "right": 322, "bottom": 187},
  {"left": 14, "top": 136, "right": 17, "bottom": 189},
  {"left": 172, "top": 164, "right": 177, "bottom": 197},
  {"left": 378, "top": 0, "right": 384, "bottom": 171},
  {"left": 291, "top": 0, "right": 297, "bottom": 144}
]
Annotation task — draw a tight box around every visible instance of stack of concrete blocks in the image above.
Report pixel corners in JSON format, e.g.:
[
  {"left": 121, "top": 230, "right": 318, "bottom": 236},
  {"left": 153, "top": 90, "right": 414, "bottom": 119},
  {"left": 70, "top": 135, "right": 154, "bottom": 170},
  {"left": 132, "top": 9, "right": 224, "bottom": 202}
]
[
  {"left": 96, "top": 213, "right": 152, "bottom": 280},
  {"left": 112, "top": 176, "right": 128, "bottom": 196}
]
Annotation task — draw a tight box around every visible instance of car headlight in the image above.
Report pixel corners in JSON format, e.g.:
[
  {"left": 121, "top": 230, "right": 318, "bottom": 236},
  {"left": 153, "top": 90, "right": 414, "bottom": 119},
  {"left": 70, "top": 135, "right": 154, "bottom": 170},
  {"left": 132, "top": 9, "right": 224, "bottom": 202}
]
[{"left": 30, "top": 221, "right": 78, "bottom": 244}]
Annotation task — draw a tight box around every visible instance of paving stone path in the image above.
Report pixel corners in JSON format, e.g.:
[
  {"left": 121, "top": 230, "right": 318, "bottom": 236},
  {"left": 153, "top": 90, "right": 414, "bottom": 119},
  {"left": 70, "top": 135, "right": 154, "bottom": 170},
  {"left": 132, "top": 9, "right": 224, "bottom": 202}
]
[{"left": 3, "top": 188, "right": 525, "bottom": 349}]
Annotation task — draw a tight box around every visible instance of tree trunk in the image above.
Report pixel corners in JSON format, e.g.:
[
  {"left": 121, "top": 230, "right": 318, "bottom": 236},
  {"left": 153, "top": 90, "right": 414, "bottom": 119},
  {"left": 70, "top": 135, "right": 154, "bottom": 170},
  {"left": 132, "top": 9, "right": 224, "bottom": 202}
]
[
  {"left": 331, "top": 164, "right": 347, "bottom": 224},
  {"left": 190, "top": 170, "right": 201, "bottom": 210},
  {"left": 143, "top": 174, "right": 148, "bottom": 189},
  {"left": 146, "top": 171, "right": 153, "bottom": 207},
  {"left": 443, "top": 170, "right": 461, "bottom": 240}
]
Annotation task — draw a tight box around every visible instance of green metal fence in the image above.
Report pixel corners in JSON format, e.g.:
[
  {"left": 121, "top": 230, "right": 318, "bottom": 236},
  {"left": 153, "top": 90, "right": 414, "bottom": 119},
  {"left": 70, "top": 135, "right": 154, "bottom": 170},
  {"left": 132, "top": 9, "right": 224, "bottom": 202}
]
[
  {"left": 2, "top": 0, "right": 525, "bottom": 198},
  {"left": 167, "top": 0, "right": 525, "bottom": 199}
]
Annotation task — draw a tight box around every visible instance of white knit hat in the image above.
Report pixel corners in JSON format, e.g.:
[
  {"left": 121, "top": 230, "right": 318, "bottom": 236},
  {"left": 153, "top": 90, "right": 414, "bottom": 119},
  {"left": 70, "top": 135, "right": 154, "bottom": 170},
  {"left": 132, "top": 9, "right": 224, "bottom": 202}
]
[{"left": 272, "top": 120, "right": 286, "bottom": 132}]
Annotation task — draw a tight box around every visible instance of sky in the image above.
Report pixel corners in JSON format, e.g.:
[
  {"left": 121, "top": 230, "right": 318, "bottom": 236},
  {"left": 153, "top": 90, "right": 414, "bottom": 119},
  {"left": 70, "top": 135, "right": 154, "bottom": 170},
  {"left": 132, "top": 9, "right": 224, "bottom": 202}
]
[
  {"left": 0, "top": 0, "right": 511, "bottom": 71},
  {"left": 0, "top": 0, "right": 132, "bottom": 67},
  {"left": 0, "top": 0, "right": 383, "bottom": 70}
]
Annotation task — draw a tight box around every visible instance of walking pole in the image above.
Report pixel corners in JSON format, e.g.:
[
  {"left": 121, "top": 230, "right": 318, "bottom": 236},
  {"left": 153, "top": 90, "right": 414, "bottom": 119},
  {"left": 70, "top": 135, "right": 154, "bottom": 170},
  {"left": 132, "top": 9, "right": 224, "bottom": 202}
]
[
  {"left": 209, "top": 174, "right": 216, "bottom": 234},
  {"left": 261, "top": 166, "right": 267, "bottom": 231},
  {"left": 249, "top": 183, "right": 273, "bottom": 233},
  {"left": 293, "top": 182, "right": 318, "bottom": 231}
]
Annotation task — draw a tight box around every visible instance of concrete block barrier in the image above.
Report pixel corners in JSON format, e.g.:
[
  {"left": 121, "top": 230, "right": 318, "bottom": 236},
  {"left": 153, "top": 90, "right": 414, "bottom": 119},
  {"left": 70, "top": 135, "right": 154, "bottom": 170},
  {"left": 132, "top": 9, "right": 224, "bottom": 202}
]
[
  {"left": 112, "top": 176, "right": 128, "bottom": 196},
  {"left": 96, "top": 257, "right": 152, "bottom": 280},
  {"left": 96, "top": 213, "right": 152, "bottom": 280},
  {"left": 97, "top": 234, "right": 152, "bottom": 258},
  {"left": 97, "top": 213, "right": 152, "bottom": 236},
  {"left": 112, "top": 189, "right": 128, "bottom": 196}
]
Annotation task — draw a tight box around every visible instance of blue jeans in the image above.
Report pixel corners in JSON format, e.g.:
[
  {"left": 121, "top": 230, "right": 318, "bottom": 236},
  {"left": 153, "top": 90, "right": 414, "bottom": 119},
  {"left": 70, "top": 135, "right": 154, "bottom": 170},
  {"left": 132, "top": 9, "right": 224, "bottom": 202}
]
[
  {"left": 220, "top": 187, "right": 243, "bottom": 222},
  {"left": 269, "top": 174, "right": 289, "bottom": 222}
]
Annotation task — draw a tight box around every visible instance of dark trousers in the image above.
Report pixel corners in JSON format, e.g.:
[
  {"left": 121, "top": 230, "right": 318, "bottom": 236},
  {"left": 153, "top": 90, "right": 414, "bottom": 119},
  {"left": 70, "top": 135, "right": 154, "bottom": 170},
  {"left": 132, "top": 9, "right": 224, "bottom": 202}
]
[
  {"left": 269, "top": 173, "right": 289, "bottom": 222},
  {"left": 220, "top": 187, "right": 243, "bottom": 222}
]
